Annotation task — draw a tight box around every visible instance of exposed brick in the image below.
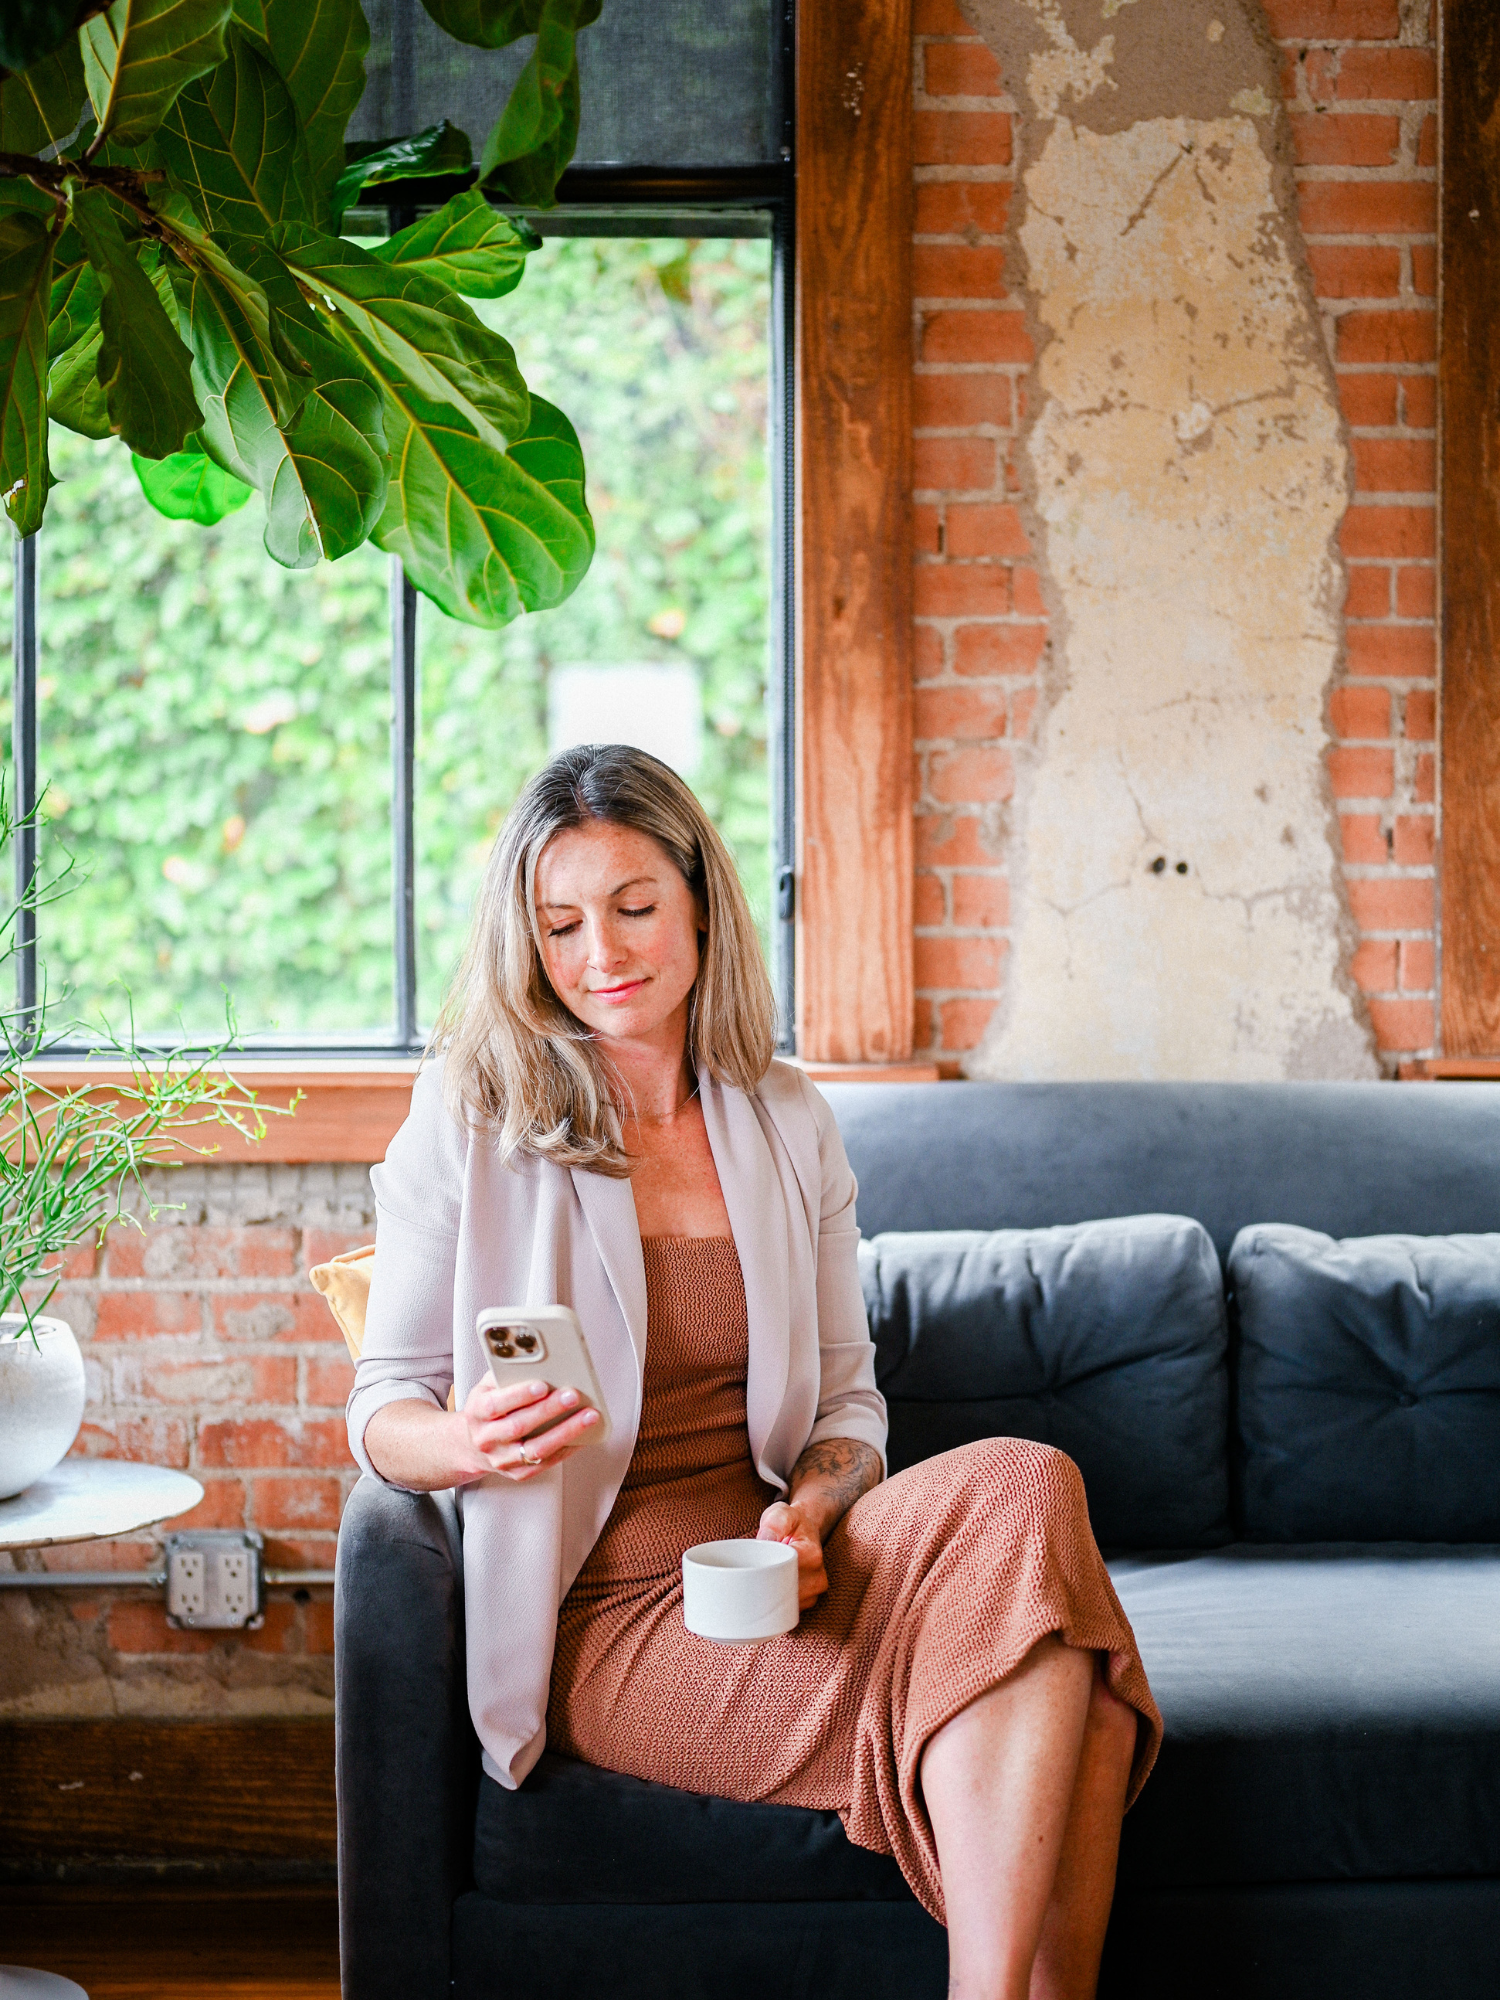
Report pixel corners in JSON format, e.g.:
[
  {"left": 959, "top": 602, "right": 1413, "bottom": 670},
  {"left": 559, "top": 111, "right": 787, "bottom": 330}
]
[
  {"left": 306, "top": 1355, "right": 356, "bottom": 1407},
  {"left": 914, "top": 181, "right": 1011, "bottom": 237},
  {"left": 1346, "top": 877, "right": 1434, "bottom": 931},
  {"left": 938, "top": 997, "right": 999, "bottom": 1050},
  {"left": 1344, "top": 624, "right": 1436, "bottom": 677},
  {"left": 1290, "top": 112, "right": 1399, "bottom": 169},
  {"left": 946, "top": 503, "right": 1033, "bottom": 558},
  {"left": 915, "top": 685, "right": 1009, "bottom": 739},
  {"left": 93, "top": 1291, "right": 201, "bottom": 1341},
  {"left": 914, "top": 502, "right": 942, "bottom": 555},
  {"left": 927, "top": 746, "right": 1014, "bottom": 804},
  {"left": 1339, "top": 505, "right": 1435, "bottom": 560},
  {"left": 1400, "top": 938, "right": 1435, "bottom": 990},
  {"left": 915, "top": 624, "right": 946, "bottom": 680},
  {"left": 263, "top": 1536, "right": 338, "bottom": 1569},
  {"left": 1413, "top": 751, "right": 1435, "bottom": 803},
  {"left": 914, "top": 566, "right": 1018, "bottom": 619},
  {"left": 1329, "top": 684, "right": 1391, "bottom": 738},
  {"left": 241, "top": 1601, "right": 298, "bottom": 1655},
  {"left": 73, "top": 1416, "right": 190, "bottom": 1467},
  {"left": 303, "top": 1229, "right": 374, "bottom": 1269},
  {"left": 1344, "top": 565, "right": 1392, "bottom": 618},
  {"left": 1350, "top": 939, "right": 1398, "bottom": 991},
  {"left": 1335, "top": 48, "right": 1436, "bottom": 99},
  {"left": 198, "top": 1417, "right": 351, "bottom": 1470},
  {"left": 952, "top": 874, "right": 1010, "bottom": 928},
  {"left": 1350, "top": 436, "right": 1436, "bottom": 493},
  {"left": 1290, "top": 46, "right": 1338, "bottom": 105},
  {"left": 914, "top": 372, "right": 1013, "bottom": 429},
  {"left": 1393, "top": 566, "right": 1434, "bottom": 618},
  {"left": 110, "top": 1357, "right": 254, "bottom": 1406},
  {"left": 1366, "top": 997, "right": 1434, "bottom": 1050},
  {"left": 1307, "top": 244, "right": 1400, "bottom": 298},
  {"left": 105, "top": 1224, "right": 298, "bottom": 1282},
  {"left": 914, "top": 110, "right": 1012, "bottom": 167},
  {"left": 1011, "top": 566, "right": 1046, "bottom": 616},
  {"left": 914, "top": 813, "right": 1005, "bottom": 869},
  {"left": 251, "top": 1475, "right": 345, "bottom": 1532},
  {"left": 1336, "top": 310, "right": 1436, "bottom": 367},
  {"left": 922, "top": 39, "right": 1003, "bottom": 95},
  {"left": 1011, "top": 686, "right": 1038, "bottom": 738},
  {"left": 921, "top": 308, "right": 1034, "bottom": 365},
  {"left": 914, "top": 243, "right": 1006, "bottom": 298},
  {"left": 914, "top": 435, "right": 996, "bottom": 492},
  {"left": 1402, "top": 377, "right": 1436, "bottom": 429},
  {"left": 305, "top": 1600, "right": 336, "bottom": 1654},
  {"left": 914, "top": 996, "right": 935, "bottom": 1049},
  {"left": 166, "top": 1476, "right": 248, "bottom": 1531},
  {"left": 1417, "top": 114, "right": 1436, "bottom": 168},
  {"left": 1391, "top": 814, "right": 1434, "bottom": 866},
  {"left": 1403, "top": 688, "right": 1436, "bottom": 740},
  {"left": 1260, "top": 0, "right": 1399, "bottom": 37},
  {"left": 914, "top": 936, "right": 1006, "bottom": 989},
  {"left": 914, "top": 874, "right": 948, "bottom": 926},
  {"left": 1298, "top": 181, "right": 1436, "bottom": 236},
  {"left": 1328, "top": 745, "right": 1395, "bottom": 798},
  {"left": 1338, "top": 375, "right": 1399, "bottom": 428},
  {"left": 107, "top": 1601, "right": 218, "bottom": 1655},
  {"left": 913, "top": 0, "right": 973, "bottom": 30},
  {"left": 953, "top": 621, "right": 1046, "bottom": 674},
  {"left": 211, "top": 1292, "right": 341, "bottom": 1343},
  {"left": 253, "top": 1356, "right": 300, "bottom": 1401},
  {"left": 1340, "top": 814, "right": 1388, "bottom": 864},
  {"left": 1410, "top": 243, "right": 1436, "bottom": 297}
]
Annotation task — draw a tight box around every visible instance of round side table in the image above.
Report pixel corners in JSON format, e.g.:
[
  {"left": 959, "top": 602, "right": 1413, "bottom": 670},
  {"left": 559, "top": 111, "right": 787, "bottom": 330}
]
[{"left": 1, "top": 1459, "right": 205, "bottom": 1999}]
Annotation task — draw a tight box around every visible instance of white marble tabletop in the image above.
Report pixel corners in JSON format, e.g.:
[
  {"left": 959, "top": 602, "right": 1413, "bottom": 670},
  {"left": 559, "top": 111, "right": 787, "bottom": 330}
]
[{"left": 0, "top": 1460, "right": 203, "bottom": 1550}]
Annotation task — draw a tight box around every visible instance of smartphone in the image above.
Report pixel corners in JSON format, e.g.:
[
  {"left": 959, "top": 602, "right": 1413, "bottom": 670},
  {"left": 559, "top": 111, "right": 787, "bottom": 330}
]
[{"left": 477, "top": 1304, "right": 612, "bottom": 1451}]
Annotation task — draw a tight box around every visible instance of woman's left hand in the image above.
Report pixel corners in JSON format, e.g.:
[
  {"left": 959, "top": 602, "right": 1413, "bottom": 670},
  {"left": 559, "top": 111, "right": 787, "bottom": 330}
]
[{"left": 756, "top": 1499, "right": 829, "bottom": 1610}]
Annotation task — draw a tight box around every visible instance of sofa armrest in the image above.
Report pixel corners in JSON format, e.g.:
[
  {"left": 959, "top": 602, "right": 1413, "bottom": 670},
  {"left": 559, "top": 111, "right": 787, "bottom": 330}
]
[{"left": 336, "top": 1475, "right": 477, "bottom": 2000}]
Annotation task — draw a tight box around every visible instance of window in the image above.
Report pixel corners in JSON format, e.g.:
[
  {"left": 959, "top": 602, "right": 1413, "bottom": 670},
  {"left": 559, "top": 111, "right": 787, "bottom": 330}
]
[{"left": 8, "top": 1, "right": 794, "bottom": 1056}]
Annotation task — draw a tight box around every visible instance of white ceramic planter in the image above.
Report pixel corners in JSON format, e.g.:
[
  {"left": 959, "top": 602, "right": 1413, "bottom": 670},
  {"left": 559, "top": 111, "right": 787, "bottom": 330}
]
[{"left": 0, "top": 1316, "right": 86, "bottom": 1500}]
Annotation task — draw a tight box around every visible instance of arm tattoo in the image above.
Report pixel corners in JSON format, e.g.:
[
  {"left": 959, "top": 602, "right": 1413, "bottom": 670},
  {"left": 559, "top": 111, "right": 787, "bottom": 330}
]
[{"left": 789, "top": 1438, "right": 883, "bottom": 1519}]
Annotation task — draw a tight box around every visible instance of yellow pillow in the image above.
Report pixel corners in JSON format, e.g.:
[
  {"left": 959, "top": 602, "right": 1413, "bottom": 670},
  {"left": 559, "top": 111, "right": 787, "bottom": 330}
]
[{"left": 308, "top": 1244, "right": 457, "bottom": 1412}]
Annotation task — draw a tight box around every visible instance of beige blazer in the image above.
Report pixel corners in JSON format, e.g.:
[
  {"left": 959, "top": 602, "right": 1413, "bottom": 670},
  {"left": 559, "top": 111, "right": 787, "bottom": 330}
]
[{"left": 347, "top": 1056, "right": 887, "bottom": 1788}]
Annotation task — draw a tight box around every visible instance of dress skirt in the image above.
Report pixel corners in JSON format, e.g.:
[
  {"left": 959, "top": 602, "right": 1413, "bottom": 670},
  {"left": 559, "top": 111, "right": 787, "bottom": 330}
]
[{"left": 547, "top": 1236, "right": 1162, "bottom": 1924}]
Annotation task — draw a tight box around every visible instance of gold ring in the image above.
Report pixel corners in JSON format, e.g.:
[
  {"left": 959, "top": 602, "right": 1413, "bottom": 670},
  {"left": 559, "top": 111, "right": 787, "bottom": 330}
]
[{"left": 517, "top": 1442, "right": 539, "bottom": 1468}]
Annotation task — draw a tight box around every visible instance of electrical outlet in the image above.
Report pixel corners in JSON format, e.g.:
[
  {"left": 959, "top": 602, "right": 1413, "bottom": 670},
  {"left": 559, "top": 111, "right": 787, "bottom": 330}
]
[{"left": 162, "top": 1532, "right": 264, "bottom": 1629}]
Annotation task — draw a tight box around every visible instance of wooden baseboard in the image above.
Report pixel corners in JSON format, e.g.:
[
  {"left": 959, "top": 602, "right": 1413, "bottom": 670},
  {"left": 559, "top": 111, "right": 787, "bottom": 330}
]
[{"left": 0, "top": 1719, "right": 336, "bottom": 1863}]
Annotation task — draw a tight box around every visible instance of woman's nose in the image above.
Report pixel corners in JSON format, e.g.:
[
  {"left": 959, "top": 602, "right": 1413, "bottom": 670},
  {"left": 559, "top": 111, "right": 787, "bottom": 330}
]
[{"left": 585, "top": 920, "right": 628, "bottom": 969}]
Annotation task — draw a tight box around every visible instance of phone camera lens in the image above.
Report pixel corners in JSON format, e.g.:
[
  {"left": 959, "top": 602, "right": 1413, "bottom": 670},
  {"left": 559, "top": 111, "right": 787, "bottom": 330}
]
[{"left": 516, "top": 1332, "right": 540, "bottom": 1354}]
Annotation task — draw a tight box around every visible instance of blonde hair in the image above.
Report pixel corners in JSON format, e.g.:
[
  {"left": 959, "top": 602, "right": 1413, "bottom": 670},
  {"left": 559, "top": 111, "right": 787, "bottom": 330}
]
[{"left": 434, "top": 743, "right": 777, "bottom": 1176}]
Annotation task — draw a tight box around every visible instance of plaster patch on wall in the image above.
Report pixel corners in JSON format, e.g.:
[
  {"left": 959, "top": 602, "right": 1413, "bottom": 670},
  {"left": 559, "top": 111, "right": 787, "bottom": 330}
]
[{"left": 959, "top": 0, "right": 1373, "bottom": 1080}]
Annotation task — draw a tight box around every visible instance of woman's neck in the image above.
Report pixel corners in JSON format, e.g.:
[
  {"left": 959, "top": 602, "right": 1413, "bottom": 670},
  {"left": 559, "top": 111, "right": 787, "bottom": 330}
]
[{"left": 602, "top": 1013, "right": 696, "bottom": 1127}]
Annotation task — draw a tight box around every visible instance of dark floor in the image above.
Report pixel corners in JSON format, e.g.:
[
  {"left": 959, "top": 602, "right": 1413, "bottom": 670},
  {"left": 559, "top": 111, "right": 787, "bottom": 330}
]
[{"left": 0, "top": 1885, "right": 340, "bottom": 1998}]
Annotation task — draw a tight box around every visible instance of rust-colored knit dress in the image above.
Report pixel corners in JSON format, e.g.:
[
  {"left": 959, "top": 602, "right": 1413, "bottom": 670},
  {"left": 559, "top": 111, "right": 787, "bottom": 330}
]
[{"left": 548, "top": 1237, "right": 1162, "bottom": 1924}]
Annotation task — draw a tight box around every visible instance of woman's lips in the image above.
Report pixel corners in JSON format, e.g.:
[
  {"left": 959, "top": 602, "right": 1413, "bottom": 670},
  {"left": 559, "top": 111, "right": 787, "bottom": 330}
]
[{"left": 591, "top": 978, "right": 647, "bottom": 1003}]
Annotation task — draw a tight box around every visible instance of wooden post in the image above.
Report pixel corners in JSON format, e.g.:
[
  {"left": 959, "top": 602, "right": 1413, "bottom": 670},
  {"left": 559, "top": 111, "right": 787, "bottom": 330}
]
[
  {"left": 1439, "top": 0, "right": 1500, "bottom": 1052},
  {"left": 796, "top": 0, "right": 916, "bottom": 1064}
]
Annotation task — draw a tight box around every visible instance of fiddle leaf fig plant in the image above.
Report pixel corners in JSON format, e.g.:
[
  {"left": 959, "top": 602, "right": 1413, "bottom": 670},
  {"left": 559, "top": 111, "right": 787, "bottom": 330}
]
[
  {"left": 0, "top": 0, "right": 599, "bottom": 627},
  {"left": 0, "top": 786, "right": 290, "bottom": 1336}
]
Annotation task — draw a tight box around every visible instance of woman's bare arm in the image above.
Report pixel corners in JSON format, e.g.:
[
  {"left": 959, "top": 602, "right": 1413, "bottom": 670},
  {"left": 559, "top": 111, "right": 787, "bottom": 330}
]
[{"left": 786, "top": 1437, "right": 884, "bottom": 1539}]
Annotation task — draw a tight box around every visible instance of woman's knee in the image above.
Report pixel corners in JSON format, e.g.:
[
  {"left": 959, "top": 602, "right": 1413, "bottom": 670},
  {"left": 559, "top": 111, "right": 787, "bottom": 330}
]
[{"left": 1087, "top": 1663, "right": 1139, "bottom": 1762}]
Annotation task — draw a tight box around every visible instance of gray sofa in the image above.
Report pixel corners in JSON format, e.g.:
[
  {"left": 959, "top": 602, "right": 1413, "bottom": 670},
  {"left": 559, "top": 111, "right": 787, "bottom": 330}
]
[{"left": 336, "top": 1081, "right": 1500, "bottom": 1999}]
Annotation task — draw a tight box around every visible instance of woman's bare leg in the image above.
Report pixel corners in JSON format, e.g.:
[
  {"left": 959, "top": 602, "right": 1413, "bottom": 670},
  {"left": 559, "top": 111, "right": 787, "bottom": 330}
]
[
  {"left": 1030, "top": 1674, "right": 1138, "bottom": 2000},
  {"left": 920, "top": 1636, "right": 1094, "bottom": 2000},
  {"left": 920, "top": 1642, "right": 1137, "bottom": 2000}
]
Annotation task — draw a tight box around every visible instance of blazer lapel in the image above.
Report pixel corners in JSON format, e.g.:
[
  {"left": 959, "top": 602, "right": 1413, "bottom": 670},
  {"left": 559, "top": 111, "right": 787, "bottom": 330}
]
[
  {"left": 569, "top": 1165, "right": 648, "bottom": 1390},
  {"left": 700, "top": 1071, "right": 793, "bottom": 1483}
]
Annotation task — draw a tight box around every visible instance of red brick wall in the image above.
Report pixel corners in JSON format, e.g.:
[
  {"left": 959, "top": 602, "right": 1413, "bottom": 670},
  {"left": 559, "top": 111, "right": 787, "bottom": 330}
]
[
  {"left": 4, "top": 1168, "right": 371, "bottom": 1703},
  {"left": 911, "top": 0, "right": 1438, "bottom": 1076}
]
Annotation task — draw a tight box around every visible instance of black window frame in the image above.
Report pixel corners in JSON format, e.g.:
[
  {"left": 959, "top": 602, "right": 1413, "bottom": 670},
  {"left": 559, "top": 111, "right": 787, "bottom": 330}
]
[{"left": 12, "top": 19, "right": 796, "bottom": 1058}]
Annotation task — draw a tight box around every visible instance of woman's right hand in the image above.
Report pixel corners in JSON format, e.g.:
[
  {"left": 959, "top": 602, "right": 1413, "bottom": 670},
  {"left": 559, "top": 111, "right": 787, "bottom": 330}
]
[{"left": 451, "top": 1376, "right": 601, "bottom": 1484}]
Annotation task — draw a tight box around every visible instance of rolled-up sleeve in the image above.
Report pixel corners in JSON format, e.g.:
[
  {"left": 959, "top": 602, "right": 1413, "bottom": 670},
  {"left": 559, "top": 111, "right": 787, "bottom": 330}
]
[
  {"left": 801, "top": 1081, "right": 888, "bottom": 1471},
  {"left": 346, "top": 1065, "right": 467, "bottom": 1485}
]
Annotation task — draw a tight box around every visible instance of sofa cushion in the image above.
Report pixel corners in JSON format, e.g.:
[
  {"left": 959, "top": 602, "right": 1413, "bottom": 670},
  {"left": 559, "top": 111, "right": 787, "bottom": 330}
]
[
  {"left": 1111, "top": 1545, "right": 1500, "bottom": 1888},
  {"left": 858, "top": 1217, "right": 1230, "bottom": 1549},
  {"left": 473, "top": 1751, "right": 915, "bottom": 1904},
  {"left": 1230, "top": 1224, "right": 1500, "bottom": 1541}
]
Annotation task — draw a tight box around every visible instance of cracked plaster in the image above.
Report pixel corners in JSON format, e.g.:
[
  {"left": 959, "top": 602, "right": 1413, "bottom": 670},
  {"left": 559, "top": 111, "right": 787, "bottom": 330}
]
[{"left": 959, "top": 0, "right": 1375, "bottom": 1079}]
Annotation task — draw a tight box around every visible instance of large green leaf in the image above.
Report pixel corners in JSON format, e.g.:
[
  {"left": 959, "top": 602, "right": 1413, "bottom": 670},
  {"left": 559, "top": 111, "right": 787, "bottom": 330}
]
[
  {"left": 48, "top": 319, "right": 109, "bottom": 436},
  {"left": 0, "top": 38, "right": 86, "bottom": 153},
  {"left": 82, "top": 0, "right": 232, "bottom": 149},
  {"left": 331, "top": 120, "right": 472, "bottom": 224},
  {"left": 372, "top": 384, "right": 593, "bottom": 627},
  {"left": 0, "top": 3, "right": 104, "bottom": 75},
  {"left": 273, "top": 221, "right": 529, "bottom": 446},
  {"left": 156, "top": 26, "right": 314, "bottom": 237},
  {"left": 415, "top": 0, "right": 599, "bottom": 49},
  {"left": 0, "top": 208, "right": 56, "bottom": 535},
  {"left": 48, "top": 242, "right": 103, "bottom": 356},
  {"left": 133, "top": 439, "right": 251, "bottom": 520},
  {"left": 233, "top": 0, "right": 368, "bottom": 216},
  {"left": 71, "top": 184, "right": 200, "bottom": 456},
  {"left": 372, "top": 188, "right": 536, "bottom": 300}
]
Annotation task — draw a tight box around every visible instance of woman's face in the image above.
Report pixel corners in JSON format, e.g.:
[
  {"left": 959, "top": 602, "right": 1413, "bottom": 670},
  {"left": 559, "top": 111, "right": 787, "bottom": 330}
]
[{"left": 534, "top": 820, "right": 703, "bottom": 1048}]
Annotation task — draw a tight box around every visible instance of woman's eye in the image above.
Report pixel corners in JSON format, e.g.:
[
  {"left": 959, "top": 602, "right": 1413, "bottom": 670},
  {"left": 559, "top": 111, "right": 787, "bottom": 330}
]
[
  {"left": 621, "top": 905, "right": 655, "bottom": 919},
  {"left": 547, "top": 921, "right": 581, "bottom": 940}
]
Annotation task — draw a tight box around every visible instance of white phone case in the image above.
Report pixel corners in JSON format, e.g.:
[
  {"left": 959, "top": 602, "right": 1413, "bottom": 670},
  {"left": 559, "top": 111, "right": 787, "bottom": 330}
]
[{"left": 477, "top": 1304, "right": 612, "bottom": 1450}]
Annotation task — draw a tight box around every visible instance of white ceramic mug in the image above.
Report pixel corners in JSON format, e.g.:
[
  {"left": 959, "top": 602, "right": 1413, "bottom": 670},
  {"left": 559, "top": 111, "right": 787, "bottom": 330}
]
[{"left": 682, "top": 1538, "right": 799, "bottom": 1644}]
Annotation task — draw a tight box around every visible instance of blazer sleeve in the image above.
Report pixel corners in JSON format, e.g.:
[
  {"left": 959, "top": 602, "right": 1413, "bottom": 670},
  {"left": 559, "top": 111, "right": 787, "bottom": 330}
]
[
  {"left": 346, "top": 1062, "right": 467, "bottom": 1486},
  {"left": 799, "top": 1075, "right": 889, "bottom": 1471}
]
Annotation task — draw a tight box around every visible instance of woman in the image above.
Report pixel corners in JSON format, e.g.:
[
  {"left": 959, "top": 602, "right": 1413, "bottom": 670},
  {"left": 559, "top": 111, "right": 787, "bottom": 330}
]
[{"left": 349, "top": 744, "right": 1160, "bottom": 2000}]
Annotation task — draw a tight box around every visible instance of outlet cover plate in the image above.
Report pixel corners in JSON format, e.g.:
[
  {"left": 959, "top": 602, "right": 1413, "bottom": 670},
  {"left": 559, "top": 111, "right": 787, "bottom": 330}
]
[{"left": 164, "top": 1530, "right": 265, "bottom": 1629}]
